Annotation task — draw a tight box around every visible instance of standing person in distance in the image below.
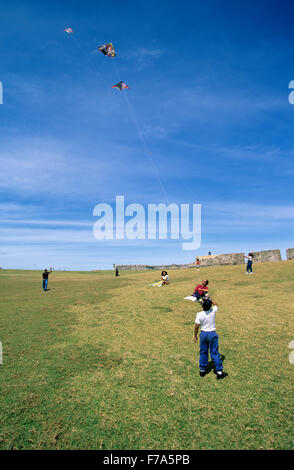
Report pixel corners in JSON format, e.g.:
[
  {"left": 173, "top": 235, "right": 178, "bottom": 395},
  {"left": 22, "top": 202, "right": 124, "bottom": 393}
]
[
  {"left": 42, "top": 268, "right": 52, "bottom": 291},
  {"left": 245, "top": 253, "right": 254, "bottom": 274},
  {"left": 194, "top": 298, "right": 228, "bottom": 380},
  {"left": 115, "top": 265, "right": 120, "bottom": 277},
  {"left": 196, "top": 257, "right": 200, "bottom": 270}
]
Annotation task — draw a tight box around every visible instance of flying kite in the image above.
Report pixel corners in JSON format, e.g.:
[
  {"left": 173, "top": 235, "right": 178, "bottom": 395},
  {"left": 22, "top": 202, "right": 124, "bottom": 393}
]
[
  {"left": 98, "top": 43, "right": 116, "bottom": 57},
  {"left": 64, "top": 27, "right": 73, "bottom": 34},
  {"left": 112, "top": 81, "right": 129, "bottom": 90}
]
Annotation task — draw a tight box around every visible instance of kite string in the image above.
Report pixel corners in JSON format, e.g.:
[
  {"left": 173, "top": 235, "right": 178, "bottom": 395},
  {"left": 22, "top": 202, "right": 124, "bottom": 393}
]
[
  {"left": 112, "top": 59, "right": 169, "bottom": 205},
  {"left": 66, "top": 33, "right": 169, "bottom": 205},
  {"left": 123, "top": 91, "right": 170, "bottom": 205}
]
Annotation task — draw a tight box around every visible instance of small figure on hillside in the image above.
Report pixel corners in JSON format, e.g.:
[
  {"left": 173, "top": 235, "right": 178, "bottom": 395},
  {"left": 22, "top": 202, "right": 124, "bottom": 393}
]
[
  {"left": 194, "top": 298, "right": 228, "bottom": 380},
  {"left": 115, "top": 265, "right": 120, "bottom": 277},
  {"left": 42, "top": 268, "right": 52, "bottom": 291},
  {"left": 245, "top": 253, "right": 254, "bottom": 275},
  {"left": 196, "top": 257, "right": 200, "bottom": 270},
  {"left": 208, "top": 251, "right": 212, "bottom": 256}
]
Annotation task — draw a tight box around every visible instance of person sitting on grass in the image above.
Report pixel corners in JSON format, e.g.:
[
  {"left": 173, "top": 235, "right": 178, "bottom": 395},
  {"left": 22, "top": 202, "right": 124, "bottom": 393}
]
[
  {"left": 149, "top": 271, "right": 169, "bottom": 287},
  {"left": 192, "top": 279, "right": 209, "bottom": 302},
  {"left": 185, "top": 279, "right": 209, "bottom": 302},
  {"left": 194, "top": 298, "right": 228, "bottom": 380},
  {"left": 42, "top": 268, "right": 52, "bottom": 291},
  {"left": 160, "top": 271, "right": 169, "bottom": 286},
  {"left": 193, "top": 279, "right": 209, "bottom": 301}
]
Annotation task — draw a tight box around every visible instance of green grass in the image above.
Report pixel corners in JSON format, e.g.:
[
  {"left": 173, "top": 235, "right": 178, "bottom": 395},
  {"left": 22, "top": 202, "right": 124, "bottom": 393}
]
[{"left": 0, "top": 262, "right": 293, "bottom": 450}]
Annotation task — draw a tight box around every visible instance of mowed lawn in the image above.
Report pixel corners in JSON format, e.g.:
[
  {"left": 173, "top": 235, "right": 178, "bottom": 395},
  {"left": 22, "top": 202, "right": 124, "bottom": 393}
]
[{"left": 0, "top": 262, "right": 293, "bottom": 450}]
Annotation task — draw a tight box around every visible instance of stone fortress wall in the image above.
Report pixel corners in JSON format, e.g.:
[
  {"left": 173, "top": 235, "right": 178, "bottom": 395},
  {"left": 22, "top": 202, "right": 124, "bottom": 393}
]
[
  {"left": 116, "top": 248, "right": 293, "bottom": 271},
  {"left": 250, "top": 250, "right": 282, "bottom": 263},
  {"left": 286, "top": 248, "right": 294, "bottom": 260}
]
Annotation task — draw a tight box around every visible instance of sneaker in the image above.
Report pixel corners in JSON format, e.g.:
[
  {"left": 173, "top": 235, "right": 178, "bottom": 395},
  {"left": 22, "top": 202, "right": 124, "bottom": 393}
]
[
  {"left": 216, "top": 371, "right": 228, "bottom": 380},
  {"left": 199, "top": 370, "right": 207, "bottom": 377}
]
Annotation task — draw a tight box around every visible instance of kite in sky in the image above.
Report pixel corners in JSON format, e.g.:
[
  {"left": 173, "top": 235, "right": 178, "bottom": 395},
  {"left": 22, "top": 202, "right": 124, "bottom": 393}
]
[
  {"left": 112, "top": 81, "right": 129, "bottom": 90},
  {"left": 98, "top": 43, "right": 116, "bottom": 57},
  {"left": 60, "top": 30, "right": 167, "bottom": 204}
]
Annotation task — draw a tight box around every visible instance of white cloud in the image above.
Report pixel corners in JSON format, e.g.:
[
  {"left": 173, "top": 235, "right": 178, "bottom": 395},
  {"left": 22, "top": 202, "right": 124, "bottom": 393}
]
[
  {"left": 0, "top": 136, "right": 164, "bottom": 201},
  {"left": 125, "top": 47, "right": 164, "bottom": 62}
]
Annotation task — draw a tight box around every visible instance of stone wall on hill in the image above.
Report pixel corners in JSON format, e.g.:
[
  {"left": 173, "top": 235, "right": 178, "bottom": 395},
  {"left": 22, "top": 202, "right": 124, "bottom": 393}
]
[
  {"left": 116, "top": 265, "right": 156, "bottom": 271},
  {"left": 116, "top": 264, "right": 193, "bottom": 271},
  {"left": 251, "top": 250, "right": 281, "bottom": 263},
  {"left": 197, "top": 253, "right": 244, "bottom": 266},
  {"left": 116, "top": 248, "right": 287, "bottom": 271}
]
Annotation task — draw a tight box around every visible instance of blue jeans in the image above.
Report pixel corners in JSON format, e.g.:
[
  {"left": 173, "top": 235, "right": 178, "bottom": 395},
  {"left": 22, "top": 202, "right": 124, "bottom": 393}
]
[
  {"left": 199, "top": 331, "right": 223, "bottom": 372},
  {"left": 192, "top": 291, "right": 202, "bottom": 300},
  {"left": 247, "top": 261, "right": 253, "bottom": 273},
  {"left": 43, "top": 279, "right": 48, "bottom": 291}
]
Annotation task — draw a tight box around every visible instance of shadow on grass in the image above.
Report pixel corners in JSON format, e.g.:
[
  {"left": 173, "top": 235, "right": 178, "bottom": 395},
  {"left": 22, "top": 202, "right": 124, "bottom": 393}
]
[
  {"left": 151, "top": 306, "right": 172, "bottom": 312},
  {"left": 205, "top": 354, "right": 226, "bottom": 374}
]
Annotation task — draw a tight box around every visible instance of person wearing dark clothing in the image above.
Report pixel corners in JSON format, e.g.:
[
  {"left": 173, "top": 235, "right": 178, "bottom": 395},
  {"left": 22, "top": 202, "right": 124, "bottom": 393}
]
[
  {"left": 42, "top": 269, "right": 51, "bottom": 291},
  {"left": 245, "top": 253, "right": 254, "bottom": 274}
]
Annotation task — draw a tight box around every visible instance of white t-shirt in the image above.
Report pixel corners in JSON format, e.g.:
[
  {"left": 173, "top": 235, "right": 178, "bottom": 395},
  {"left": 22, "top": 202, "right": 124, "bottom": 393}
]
[{"left": 195, "top": 305, "right": 218, "bottom": 332}]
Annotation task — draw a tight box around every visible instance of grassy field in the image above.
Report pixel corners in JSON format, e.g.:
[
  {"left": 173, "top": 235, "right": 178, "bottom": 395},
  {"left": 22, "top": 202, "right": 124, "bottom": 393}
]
[{"left": 0, "top": 262, "right": 293, "bottom": 450}]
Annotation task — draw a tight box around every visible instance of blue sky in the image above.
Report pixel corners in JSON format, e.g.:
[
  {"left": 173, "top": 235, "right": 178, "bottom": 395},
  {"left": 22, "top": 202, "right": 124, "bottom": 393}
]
[{"left": 0, "top": 0, "right": 294, "bottom": 269}]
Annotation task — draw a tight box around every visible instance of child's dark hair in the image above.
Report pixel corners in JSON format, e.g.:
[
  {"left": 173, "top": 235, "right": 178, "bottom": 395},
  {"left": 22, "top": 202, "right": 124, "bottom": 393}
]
[{"left": 202, "top": 299, "right": 212, "bottom": 311}]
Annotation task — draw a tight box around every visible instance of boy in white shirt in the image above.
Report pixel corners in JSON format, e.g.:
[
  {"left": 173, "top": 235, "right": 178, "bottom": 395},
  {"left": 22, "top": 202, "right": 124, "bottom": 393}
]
[{"left": 194, "top": 299, "right": 228, "bottom": 380}]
